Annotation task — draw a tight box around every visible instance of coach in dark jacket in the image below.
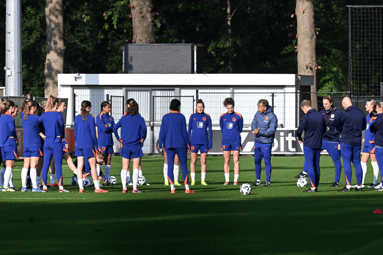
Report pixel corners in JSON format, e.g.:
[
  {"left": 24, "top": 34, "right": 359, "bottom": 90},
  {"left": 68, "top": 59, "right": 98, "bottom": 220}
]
[
  {"left": 336, "top": 97, "right": 366, "bottom": 192},
  {"left": 296, "top": 100, "right": 326, "bottom": 193},
  {"left": 370, "top": 111, "right": 383, "bottom": 189},
  {"left": 251, "top": 99, "right": 278, "bottom": 187}
]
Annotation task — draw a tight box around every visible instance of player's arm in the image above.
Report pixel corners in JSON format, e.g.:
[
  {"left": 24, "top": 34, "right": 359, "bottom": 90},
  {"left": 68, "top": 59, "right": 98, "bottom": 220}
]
[
  {"left": 258, "top": 114, "right": 278, "bottom": 137},
  {"left": 187, "top": 114, "right": 193, "bottom": 145},
  {"left": 181, "top": 115, "right": 190, "bottom": 150},
  {"left": 112, "top": 119, "right": 122, "bottom": 142},
  {"left": 97, "top": 115, "right": 113, "bottom": 133},
  {"left": 158, "top": 116, "right": 166, "bottom": 149},
  {"left": 220, "top": 114, "right": 224, "bottom": 132},
  {"left": 89, "top": 116, "right": 98, "bottom": 150},
  {"left": 371, "top": 118, "right": 380, "bottom": 133},
  {"left": 7, "top": 117, "right": 16, "bottom": 137},
  {"left": 362, "top": 114, "right": 367, "bottom": 130},
  {"left": 208, "top": 116, "right": 213, "bottom": 150},
  {"left": 335, "top": 111, "right": 345, "bottom": 131},
  {"left": 251, "top": 113, "right": 258, "bottom": 133},
  {"left": 239, "top": 114, "right": 243, "bottom": 133},
  {"left": 296, "top": 115, "right": 307, "bottom": 141},
  {"left": 140, "top": 117, "right": 147, "bottom": 145}
]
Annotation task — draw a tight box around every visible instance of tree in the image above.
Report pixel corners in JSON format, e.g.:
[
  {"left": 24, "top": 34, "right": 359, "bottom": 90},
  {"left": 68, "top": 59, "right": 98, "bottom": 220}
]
[
  {"left": 44, "top": 0, "right": 65, "bottom": 97},
  {"left": 131, "top": 0, "right": 155, "bottom": 43},
  {"left": 296, "top": 0, "right": 317, "bottom": 109}
]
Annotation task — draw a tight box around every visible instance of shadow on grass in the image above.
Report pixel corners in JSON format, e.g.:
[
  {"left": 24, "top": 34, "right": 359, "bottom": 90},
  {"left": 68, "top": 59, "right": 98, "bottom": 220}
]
[{"left": 0, "top": 193, "right": 382, "bottom": 255}]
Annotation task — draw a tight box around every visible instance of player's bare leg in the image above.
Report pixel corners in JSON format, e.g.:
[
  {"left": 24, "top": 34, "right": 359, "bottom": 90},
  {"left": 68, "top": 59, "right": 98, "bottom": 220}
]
[
  {"left": 190, "top": 152, "right": 197, "bottom": 185},
  {"left": 132, "top": 158, "right": 141, "bottom": 193},
  {"left": 121, "top": 157, "right": 130, "bottom": 193},
  {"left": 200, "top": 153, "right": 208, "bottom": 185},
  {"left": 223, "top": 151, "right": 231, "bottom": 185},
  {"left": 233, "top": 151, "right": 240, "bottom": 185}
]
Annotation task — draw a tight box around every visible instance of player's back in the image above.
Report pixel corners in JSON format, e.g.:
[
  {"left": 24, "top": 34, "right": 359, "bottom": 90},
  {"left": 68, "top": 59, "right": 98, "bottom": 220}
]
[
  {"left": 21, "top": 112, "right": 42, "bottom": 148},
  {"left": 302, "top": 109, "right": 325, "bottom": 149},
  {"left": 74, "top": 114, "right": 97, "bottom": 149},
  {"left": 160, "top": 112, "right": 188, "bottom": 149},
  {"left": 339, "top": 106, "right": 366, "bottom": 145},
  {"left": 39, "top": 111, "right": 63, "bottom": 143},
  {"left": 118, "top": 114, "right": 146, "bottom": 146}
]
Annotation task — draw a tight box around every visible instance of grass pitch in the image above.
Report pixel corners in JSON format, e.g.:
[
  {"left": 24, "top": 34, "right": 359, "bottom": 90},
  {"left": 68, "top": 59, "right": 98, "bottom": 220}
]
[{"left": 1, "top": 155, "right": 382, "bottom": 255}]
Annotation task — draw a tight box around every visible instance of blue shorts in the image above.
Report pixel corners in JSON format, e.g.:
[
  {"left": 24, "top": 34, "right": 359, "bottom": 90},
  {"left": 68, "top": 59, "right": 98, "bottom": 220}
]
[
  {"left": 1, "top": 145, "right": 18, "bottom": 161},
  {"left": 98, "top": 145, "right": 114, "bottom": 154},
  {"left": 24, "top": 146, "right": 43, "bottom": 158},
  {"left": 120, "top": 144, "right": 143, "bottom": 159},
  {"left": 221, "top": 143, "right": 241, "bottom": 151},
  {"left": 75, "top": 148, "right": 97, "bottom": 158},
  {"left": 362, "top": 145, "right": 375, "bottom": 154},
  {"left": 191, "top": 144, "right": 209, "bottom": 153}
]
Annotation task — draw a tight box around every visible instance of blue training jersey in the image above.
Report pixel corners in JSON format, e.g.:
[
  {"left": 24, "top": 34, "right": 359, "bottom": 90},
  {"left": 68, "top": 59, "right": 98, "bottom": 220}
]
[
  {"left": 113, "top": 113, "right": 147, "bottom": 147},
  {"left": 0, "top": 112, "right": 16, "bottom": 147},
  {"left": 38, "top": 111, "right": 64, "bottom": 144},
  {"left": 188, "top": 112, "right": 213, "bottom": 149},
  {"left": 336, "top": 106, "right": 366, "bottom": 146},
  {"left": 159, "top": 111, "right": 189, "bottom": 150},
  {"left": 74, "top": 114, "right": 98, "bottom": 150},
  {"left": 364, "top": 114, "right": 375, "bottom": 146},
  {"left": 21, "top": 112, "right": 42, "bottom": 148},
  {"left": 219, "top": 112, "right": 243, "bottom": 144},
  {"left": 96, "top": 113, "right": 115, "bottom": 146},
  {"left": 319, "top": 107, "right": 341, "bottom": 143}
]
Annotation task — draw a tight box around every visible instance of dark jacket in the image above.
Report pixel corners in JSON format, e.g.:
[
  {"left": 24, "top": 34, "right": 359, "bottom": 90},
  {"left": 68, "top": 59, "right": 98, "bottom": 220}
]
[
  {"left": 336, "top": 106, "right": 366, "bottom": 146},
  {"left": 296, "top": 109, "right": 326, "bottom": 150}
]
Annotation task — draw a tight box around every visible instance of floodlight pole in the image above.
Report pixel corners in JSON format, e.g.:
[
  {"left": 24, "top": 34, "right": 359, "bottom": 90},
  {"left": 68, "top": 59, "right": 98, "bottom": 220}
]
[{"left": 4, "top": 0, "right": 23, "bottom": 96}]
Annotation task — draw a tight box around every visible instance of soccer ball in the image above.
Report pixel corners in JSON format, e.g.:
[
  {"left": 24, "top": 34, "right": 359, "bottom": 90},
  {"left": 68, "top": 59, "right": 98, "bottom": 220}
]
[
  {"left": 83, "top": 178, "right": 92, "bottom": 187},
  {"left": 240, "top": 183, "right": 252, "bottom": 195},
  {"left": 297, "top": 177, "right": 308, "bottom": 187},
  {"left": 138, "top": 176, "right": 146, "bottom": 186},
  {"left": 108, "top": 176, "right": 117, "bottom": 186}
]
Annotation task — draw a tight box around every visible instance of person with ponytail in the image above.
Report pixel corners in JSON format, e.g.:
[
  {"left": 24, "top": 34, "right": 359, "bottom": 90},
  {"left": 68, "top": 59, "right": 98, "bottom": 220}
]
[
  {"left": 74, "top": 100, "right": 107, "bottom": 193},
  {"left": 37, "top": 96, "right": 68, "bottom": 192},
  {"left": 20, "top": 99, "right": 44, "bottom": 192},
  {"left": 0, "top": 98, "right": 7, "bottom": 188},
  {"left": 0, "top": 100, "right": 17, "bottom": 191},
  {"left": 188, "top": 99, "right": 213, "bottom": 185},
  {"left": 113, "top": 99, "right": 147, "bottom": 193},
  {"left": 96, "top": 101, "right": 115, "bottom": 182},
  {"left": 220, "top": 98, "right": 243, "bottom": 185},
  {"left": 361, "top": 100, "right": 380, "bottom": 188},
  {"left": 49, "top": 99, "right": 82, "bottom": 184}
]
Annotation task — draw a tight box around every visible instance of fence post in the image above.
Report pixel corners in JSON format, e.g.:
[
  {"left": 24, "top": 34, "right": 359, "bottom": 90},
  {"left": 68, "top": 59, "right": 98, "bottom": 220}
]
[{"left": 271, "top": 93, "right": 275, "bottom": 109}]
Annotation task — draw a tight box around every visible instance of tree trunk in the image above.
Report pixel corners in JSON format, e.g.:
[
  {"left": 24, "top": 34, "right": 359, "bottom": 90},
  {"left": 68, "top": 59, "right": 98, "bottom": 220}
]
[
  {"left": 296, "top": 0, "right": 317, "bottom": 109},
  {"left": 227, "top": 0, "right": 232, "bottom": 73},
  {"left": 44, "top": 0, "right": 64, "bottom": 97},
  {"left": 131, "top": 0, "right": 155, "bottom": 44}
]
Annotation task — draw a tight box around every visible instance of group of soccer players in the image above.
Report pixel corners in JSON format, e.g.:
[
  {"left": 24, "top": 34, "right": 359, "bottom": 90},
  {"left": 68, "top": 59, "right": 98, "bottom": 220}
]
[
  {"left": 295, "top": 96, "right": 383, "bottom": 193},
  {"left": 0, "top": 93, "right": 381, "bottom": 194}
]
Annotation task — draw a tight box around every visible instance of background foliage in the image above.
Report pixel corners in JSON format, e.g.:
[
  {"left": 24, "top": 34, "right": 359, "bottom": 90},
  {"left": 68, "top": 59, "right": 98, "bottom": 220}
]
[{"left": 0, "top": 0, "right": 381, "bottom": 97}]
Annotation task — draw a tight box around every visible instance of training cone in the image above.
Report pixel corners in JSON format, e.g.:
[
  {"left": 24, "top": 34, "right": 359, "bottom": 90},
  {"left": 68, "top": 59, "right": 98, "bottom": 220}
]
[{"left": 373, "top": 209, "right": 383, "bottom": 214}]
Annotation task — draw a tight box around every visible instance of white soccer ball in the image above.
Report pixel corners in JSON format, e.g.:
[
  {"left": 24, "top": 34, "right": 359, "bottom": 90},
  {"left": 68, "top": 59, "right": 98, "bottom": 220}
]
[
  {"left": 297, "top": 177, "right": 308, "bottom": 187},
  {"left": 108, "top": 176, "right": 117, "bottom": 186},
  {"left": 138, "top": 176, "right": 146, "bottom": 186},
  {"left": 240, "top": 183, "right": 252, "bottom": 195},
  {"left": 83, "top": 178, "right": 92, "bottom": 187}
]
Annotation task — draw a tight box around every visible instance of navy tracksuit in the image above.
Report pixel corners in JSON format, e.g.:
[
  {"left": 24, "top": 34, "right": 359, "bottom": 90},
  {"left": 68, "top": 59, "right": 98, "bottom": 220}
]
[
  {"left": 38, "top": 111, "right": 65, "bottom": 187},
  {"left": 319, "top": 107, "right": 342, "bottom": 183},
  {"left": 251, "top": 106, "right": 278, "bottom": 182},
  {"left": 296, "top": 109, "right": 326, "bottom": 189},
  {"left": 370, "top": 114, "right": 383, "bottom": 184},
  {"left": 159, "top": 111, "right": 190, "bottom": 185},
  {"left": 336, "top": 106, "right": 366, "bottom": 187}
]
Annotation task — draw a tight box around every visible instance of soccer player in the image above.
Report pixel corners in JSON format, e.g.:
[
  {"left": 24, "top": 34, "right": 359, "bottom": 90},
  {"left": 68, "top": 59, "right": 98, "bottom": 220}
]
[
  {"left": 337, "top": 97, "right": 366, "bottom": 192},
  {"left": 96, "top": 101, "right": 115, "bottom": 181},
  {"left": 361, "top": 100, "right": 379, "bottom": 188},
  {"left": 188, "top": 99, "right": 213, "bottom": 186},
  {"left": 370, "top": 104, "right": 383, "bottom": 191},
  {"left": 220, "top": 98, "right": 243, "bottom": 185},
  {"left": 0, "top": 101, "right": 18, "bottom": 192},
  {"left": 159, "top": 99, "right": 194, "bottom": 194},
  {"left": 296, "top": 100, "right": 326, "bottom": 193},
  {"left": 113, "top": 100, "right": 147, "bottom": 193},
  {"left": 74, "top": 100, "right": 108, "bottom": 193},
  {"left": 38, "top": 96, "right": 68, "bottom": 192},
  {"left": 319, "top": 96, "right": 342, "bottom": 187},
  {"left": 20, "top": 99, "right": 44, "bottom": 192},
  {"left": 49, "top": 99, "right": 81, "bottom": 182},
  {"left": 251, "top": 99, "right": 278, "bottom": 187}
]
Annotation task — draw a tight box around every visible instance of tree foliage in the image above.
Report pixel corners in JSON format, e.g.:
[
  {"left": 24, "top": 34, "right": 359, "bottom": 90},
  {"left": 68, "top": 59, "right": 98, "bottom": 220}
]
[{"left": 1, "top": 0, "right": 381, "bottom": 97}]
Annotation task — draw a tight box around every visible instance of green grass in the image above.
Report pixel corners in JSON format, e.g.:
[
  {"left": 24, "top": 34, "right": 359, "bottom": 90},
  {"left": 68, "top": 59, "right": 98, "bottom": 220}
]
[{"left": 1, "top": 155, "right": 382, "bottom": 255}]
